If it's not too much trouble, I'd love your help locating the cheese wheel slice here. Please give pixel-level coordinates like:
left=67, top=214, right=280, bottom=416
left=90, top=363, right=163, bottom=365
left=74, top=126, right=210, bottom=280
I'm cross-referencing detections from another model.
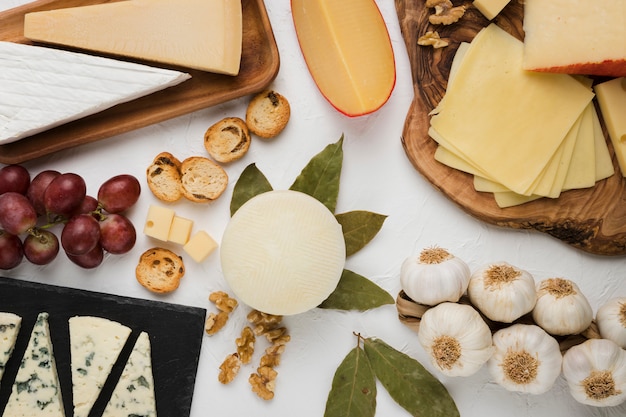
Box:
left=221, top=190, right=345, bottom=315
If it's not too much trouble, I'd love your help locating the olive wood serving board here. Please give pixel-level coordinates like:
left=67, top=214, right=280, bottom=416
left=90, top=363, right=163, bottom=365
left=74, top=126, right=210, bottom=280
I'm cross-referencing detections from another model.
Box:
left=394, top=0, right=626, bottom=256
left=0, top=0, right=280, bottom=164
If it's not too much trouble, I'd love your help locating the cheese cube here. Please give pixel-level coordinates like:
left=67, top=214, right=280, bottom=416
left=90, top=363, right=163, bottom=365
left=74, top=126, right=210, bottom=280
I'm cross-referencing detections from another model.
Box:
left=168, top=216, right=194, bottom=245
left=473, top=0, right=511, bottom=20
left=143, top=205, right=175, bottom=241
left=594, top=78, right=626, bottom=176
left=183, top=230, right=218, bottom=263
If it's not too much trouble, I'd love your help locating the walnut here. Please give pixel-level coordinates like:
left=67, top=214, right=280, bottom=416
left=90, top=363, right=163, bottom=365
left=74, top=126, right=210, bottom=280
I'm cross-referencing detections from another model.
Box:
left=209, top=291, right=238, bottom=313
left=428, top=1, right=466, bottom=25
left=260, top=343, right=287, bottom=368
left=418, top=31, right=449, bottom=49
left=247, top=310, right=283, bottom=335
left=249, top=366, right=278, bottom=400
left=218, top=353, right=241, bottom=384
left=236, top=326, right=256, bottom=364
left=205, top=311, right=229, bottom=335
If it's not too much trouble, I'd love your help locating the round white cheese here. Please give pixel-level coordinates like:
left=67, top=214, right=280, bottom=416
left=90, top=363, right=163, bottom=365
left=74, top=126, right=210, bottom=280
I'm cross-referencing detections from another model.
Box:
left=220, top=190, right=346, bottom=315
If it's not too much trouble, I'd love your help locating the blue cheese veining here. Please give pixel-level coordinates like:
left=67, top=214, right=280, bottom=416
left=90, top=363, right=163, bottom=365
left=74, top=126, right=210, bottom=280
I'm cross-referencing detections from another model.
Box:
left=101, top=331, right=156, bottom=417
left=69, top=316, right=132, bottom=417
left=0, top=312, right=22, bottom=385
left=2, top=312, right=65, bottom=417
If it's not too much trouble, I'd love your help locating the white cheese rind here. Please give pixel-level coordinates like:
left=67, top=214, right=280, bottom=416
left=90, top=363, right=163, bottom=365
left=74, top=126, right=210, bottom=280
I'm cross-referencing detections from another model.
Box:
left=0, top=312, right=22, bottom=385
left=221, top=190, right=346, bottom=315
left=69, top=316, right=132, bottom=417
left=101, top=332, right=156, bottom=417
left=0, top=41, right=190, bottom=145
left=2, top=312, right=65, bottom=417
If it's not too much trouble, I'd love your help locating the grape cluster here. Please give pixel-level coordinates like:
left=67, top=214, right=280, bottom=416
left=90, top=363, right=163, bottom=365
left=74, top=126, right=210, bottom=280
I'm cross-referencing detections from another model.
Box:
left=0, top=164, right=140, bottom=270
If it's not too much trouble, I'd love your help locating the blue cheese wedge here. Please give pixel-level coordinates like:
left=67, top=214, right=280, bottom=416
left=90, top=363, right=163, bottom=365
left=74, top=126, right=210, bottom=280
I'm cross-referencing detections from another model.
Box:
left=2, top=312, right=65, bottom=417
left=69, top=316, right=132, bottom=417
left=101, top=332, right=156, bottom=417
left=0, top=41, right=190, bottom=145
left=0, top=312, right=22, bottom=385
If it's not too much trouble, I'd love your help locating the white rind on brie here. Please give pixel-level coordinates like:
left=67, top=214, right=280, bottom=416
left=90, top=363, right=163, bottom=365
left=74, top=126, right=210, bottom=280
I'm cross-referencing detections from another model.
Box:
left=0, top=41, right=190, bottom=145
left=0, top=312, right=22, bottom=385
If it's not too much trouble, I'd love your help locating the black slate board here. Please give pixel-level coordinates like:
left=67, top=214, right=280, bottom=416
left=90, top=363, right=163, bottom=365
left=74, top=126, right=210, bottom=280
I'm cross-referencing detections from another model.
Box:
left=0, top=276, right=206, bottom=417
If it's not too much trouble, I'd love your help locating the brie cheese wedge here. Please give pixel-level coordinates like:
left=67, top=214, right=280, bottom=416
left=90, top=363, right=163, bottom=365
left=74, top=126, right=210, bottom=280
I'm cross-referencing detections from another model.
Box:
left=0, top=41, right=190, bottom=145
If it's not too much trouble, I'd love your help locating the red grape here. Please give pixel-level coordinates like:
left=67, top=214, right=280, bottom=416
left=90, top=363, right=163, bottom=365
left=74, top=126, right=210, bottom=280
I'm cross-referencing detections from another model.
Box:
left=0, top=231, right=23, bottom=270
left=27, top=170, right=61, bottom=215
left=61, top=214, right=101, bottom=256
left=0, top=164, right=30, bottom=195
left=44, top=173, right=87, bottom=217
left=72, top=195, right=99, bottom=217
left=99, top=213, right=136, bottom=254
left=23, top=229, right=59, bottom=265
left=67, top=243, right=104, bottom=269
left=0, top=192, right=37, bottom=235
left=97, top=174, right=141, bottom=213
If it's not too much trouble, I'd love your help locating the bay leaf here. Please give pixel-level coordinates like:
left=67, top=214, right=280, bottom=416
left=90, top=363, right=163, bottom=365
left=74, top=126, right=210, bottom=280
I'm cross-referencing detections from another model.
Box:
left=230, top=163, right=273, bottom=216
left=319, top=269, right=394, bottom=311
left=324, top=345, right=377, bottom=417
left=336, top=211, right=387, bottom=256
left=290, top=136, right=343, bottom=213
left=363, top=338, right=460, bottom=417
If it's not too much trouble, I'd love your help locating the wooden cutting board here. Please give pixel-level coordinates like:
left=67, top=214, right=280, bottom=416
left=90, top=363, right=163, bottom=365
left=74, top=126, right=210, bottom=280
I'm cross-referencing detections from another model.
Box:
left=394, top=0, right=626, bottom=256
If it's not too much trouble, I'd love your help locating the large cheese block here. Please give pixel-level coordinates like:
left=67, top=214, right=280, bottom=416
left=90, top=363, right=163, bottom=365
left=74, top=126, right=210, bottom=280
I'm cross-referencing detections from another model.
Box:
left=24, top=0, right=242, bottom=75
left=69, top=316, right=132, bottom=417
left=0, top=312, right=21, bottom=384
left=221, top=190, right=346, bottom=315
left=2, top=312, right=65, bottom=417
left=594, top=77, right=626, bottom=176
left=523, top=0, right=626, bottom=76
left=101, top=332, right=156, bottom=417
left=0, top=41, right=190, bottom=145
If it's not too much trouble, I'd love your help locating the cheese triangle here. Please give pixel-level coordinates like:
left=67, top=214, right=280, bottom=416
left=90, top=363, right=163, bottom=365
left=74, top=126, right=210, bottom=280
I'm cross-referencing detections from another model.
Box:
left=0, top=312, right=21, bottom=386
left=24, top=0, right=242, bottom=75
left=102, top=332, right=156, bottom=417
left=69, top=316, right=132, bottom=417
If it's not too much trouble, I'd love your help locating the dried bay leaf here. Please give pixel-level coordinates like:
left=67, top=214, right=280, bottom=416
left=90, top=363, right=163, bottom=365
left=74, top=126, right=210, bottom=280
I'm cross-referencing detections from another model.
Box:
left=230, top=163, right=273, bottom=216
left=290, top=136, right=343, bottom=213
left=324, top=345, right=377, bottom=417
left=336, top=211, right=387, bottom=256
left=319, top=269, right=394, bottom=311
left=363, top=338, right=460, bottom=417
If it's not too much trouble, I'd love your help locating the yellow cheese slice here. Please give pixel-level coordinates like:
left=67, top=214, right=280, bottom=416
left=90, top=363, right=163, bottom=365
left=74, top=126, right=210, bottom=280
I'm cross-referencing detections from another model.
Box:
left=143, top=205, right=175, bottom=241
left=594, top=77, right=626, bottom=176
left=220, top=190, right=345, bottom=315
left=563, top=104, right=596, bottom=190
left=591, top=104, right=615, bottom=181
left=183, top=230, right=218, bottom=263
left=24, top=0, right=242, bottom=75
left=167, top=216, right=194, bottom=245
left=473, top=0, right=511, bottom=20
left=430, top=24, right=594, bottom=195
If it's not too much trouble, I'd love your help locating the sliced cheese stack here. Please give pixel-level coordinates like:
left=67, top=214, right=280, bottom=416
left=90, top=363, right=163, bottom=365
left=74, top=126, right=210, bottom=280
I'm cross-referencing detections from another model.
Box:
left=430, top=24, right=614, bottom=208
left=221, top=190, right=346, bottom=315
left=523, top=0, right=626, bottom=77
left=595, top=78, right=626, bottom=176
left=24, top=0, right=242, bottom=75
left=0, top=312, right=21, bottom=384
left=0, top=41, right=190, bottom=144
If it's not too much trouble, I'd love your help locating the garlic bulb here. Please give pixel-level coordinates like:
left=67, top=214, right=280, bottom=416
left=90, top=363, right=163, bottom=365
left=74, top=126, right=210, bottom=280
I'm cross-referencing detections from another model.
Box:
left=596, top=297, right=626, bottom=348
left=488, top=323, right=562, bottom=395
left=418, top=302, right=494, bottom=377
left=400, top=247, right=470, bottom=306
left=562, top=338, right=626, bottom=407
left=467, top=262, right=536, bottom=323
left=532, top=277, right=593, bottom=336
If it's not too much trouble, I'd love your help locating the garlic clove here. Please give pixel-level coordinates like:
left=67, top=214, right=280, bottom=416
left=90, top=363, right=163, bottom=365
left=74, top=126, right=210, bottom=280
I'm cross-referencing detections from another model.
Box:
left=417, top=302, right=494, bottom=377
left=488, top=323, right=562, bottom=395
left=467, top=262, right=536, bottom=323
left=562, top=338, right=626, bottom=407
left=400, top=247, right=470, bottom=306
left=532, top=277, right=593, bottom=336
left=596, top=297, right=626, bottom=348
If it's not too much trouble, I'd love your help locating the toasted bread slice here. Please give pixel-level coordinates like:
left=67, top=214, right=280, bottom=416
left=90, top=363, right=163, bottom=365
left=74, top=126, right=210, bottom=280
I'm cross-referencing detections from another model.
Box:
left=146, top=152, right=183, bottom=202
left=204, top=117, right=251, bottom=163
left=246, top=90, right=290, bottom=138
left=180, top=156, right=228, bottom=202
left=136, top=247, right=185, bottom=293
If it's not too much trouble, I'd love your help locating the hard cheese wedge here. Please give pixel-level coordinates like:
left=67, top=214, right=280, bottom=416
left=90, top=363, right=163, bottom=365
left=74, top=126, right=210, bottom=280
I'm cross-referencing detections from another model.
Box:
left=429, top=24, right=594, bottom=196
left=24, top=0, right=242, bottom=75
left=0, top=41, right=190, bottom=145
left=291, top=0, right=395, bottom=116
left=102, top=332, right=156, bottom=417
left=69, top=316, right=132, bottom=417
left=221, top=190, right=346, bottom=315
left=0, top=312, right=21, bottom=385
left=2, top=312, right=64, bottom=417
